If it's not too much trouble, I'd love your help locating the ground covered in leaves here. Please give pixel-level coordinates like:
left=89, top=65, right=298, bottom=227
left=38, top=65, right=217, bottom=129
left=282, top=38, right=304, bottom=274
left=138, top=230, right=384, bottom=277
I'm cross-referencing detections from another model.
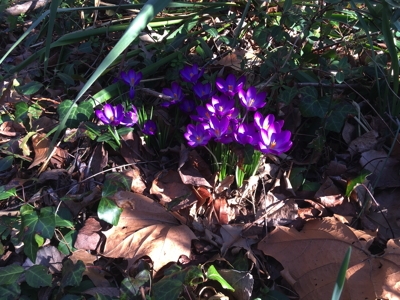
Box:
left=1, top=0, right=400, bottom=299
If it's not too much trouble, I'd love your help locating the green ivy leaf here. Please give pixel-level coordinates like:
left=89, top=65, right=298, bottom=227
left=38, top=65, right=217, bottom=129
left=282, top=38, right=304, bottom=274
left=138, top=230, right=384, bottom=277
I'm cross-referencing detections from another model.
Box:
left=57, top=100, right=93, bottom=128
left=60, top=259, right=85, bottom=289
left=25, top=265, right=52, bottom=288
left=57, top=72, right=75, bottom=86
left=57, top=229, right=77, bottom=255
left=98, top=197, right=123, bottom=226
left=298, top=87, right=330, bottom=117
left=0, top=186, right=17, bottom=200
left=55, top=207, right=74, bottom=228
left=0, top=282, right=21, bottom=299
left=345, top=170, right=371, bottom=197
left=277, top=86, right=298, bottom=105
left=325, top=102, right=357, bottom=133
left=15, top=81, right=43, bottom=95
left=14, top=102, right=29, bottom=123
left=103, top=173, right=131, bottom=196
left=206, top=265, right=235, bottom=291
left=23, top=233, right=39, bottom=262
left=120, top=270, right=151, bottom=297
left=20, top=206, right=55, bottom=261
left=0, top=265, right=24, bottom=285
left=27, top=103, right=43, bottom=119
left=254, top=24, right=267, bottom=48
left=152, top=278, right=183, bottom=299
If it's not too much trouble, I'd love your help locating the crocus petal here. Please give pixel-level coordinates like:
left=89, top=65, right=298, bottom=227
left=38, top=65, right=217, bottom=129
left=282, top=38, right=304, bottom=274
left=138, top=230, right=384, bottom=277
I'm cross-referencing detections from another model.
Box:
left=95, top=109, right=110, bottom=124
left=103, top=104, right=114, bottom=120
left=129, top=87, right=136, bottom=99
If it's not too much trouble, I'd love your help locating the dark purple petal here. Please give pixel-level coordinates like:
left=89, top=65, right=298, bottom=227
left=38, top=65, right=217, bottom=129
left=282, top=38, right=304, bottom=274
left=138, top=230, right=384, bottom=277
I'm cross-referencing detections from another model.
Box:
left=143, top=120, right=157, bottom=135
left=193, top=82, right=213, bottom=100
left=180, top=64, right=203, bottom=84
left=216, top=74, right=246, bottom=97
left=191, top=106, right=212, bottom=122
left=179, top=99, right=196, bottom=113
left=129, top=87, right=136, bottom=99
left=239, top=87, right=267, bottom=111
left=120, top=106, right=138, bottom=126
left=163, top=82, right=184, bottom=104
left=184, top=123, right=211, bottom=147
left=95, top=109, right=110, bottom=125
left=95, top=103, right=125, bottom=126
left=235, top=123, right=259, bottom=146
left=209, top=116, right=229, bottom=139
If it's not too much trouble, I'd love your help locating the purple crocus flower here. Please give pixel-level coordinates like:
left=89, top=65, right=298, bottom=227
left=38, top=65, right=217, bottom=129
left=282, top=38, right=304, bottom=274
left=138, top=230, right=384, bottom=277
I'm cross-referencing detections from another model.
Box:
left=120, top=70, right=143, bottom=99
left=216, top=74, right=246, bottom=97
left=120, top=105, right=139, bottom=127
left=235, top=122, right=259, bottom=146
left=180, top=64, right=204, bottom=84
left=208, top=116, right=230, bottom=142
left=143, top=120, right=157, bottom=135
left=206, top=94, right=239, bottom=118
left=238, top=87, right=267, bottom=111
left=179, top=98, right=196, bottom=113
left=193, top=82, right=214, bottom=100
left=191, top=105, right=212, bottom=123
left=162, top=82, right=184, bottom=106
left=254, top=112, right=275, bottom=130
left=184, top=123, right=211, bottom=147
left=258, top=122, right=292, bottom=155
left=95, top=103, right=124, bottom=126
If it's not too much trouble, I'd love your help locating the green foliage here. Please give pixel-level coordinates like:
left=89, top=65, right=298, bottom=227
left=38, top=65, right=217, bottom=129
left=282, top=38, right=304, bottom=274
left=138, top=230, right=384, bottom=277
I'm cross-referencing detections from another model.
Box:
left=0, top=265, right=24, bottom=285
left=331, top=247, right=352, bottom=300
left=152, top=265, right=204, bottom=299
left=57, top=100, right=93, bottom=128
left=206, top=265, right=235, bottom=291
left=14, top=81, right=43, bottom=95
left=345, top=170, right=371, bottom=197
left=97, top=173, right=130, bottom=225
left=60, top=259, right=85, bottom=289
left=25, top=265, right=52, bottom=288
left=20, top=205, right=56, bottom=261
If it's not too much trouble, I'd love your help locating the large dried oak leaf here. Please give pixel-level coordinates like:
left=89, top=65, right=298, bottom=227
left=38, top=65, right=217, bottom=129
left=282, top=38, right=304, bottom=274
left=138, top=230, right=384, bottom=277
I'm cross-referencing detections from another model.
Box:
left=258, top=217, right=400, bottom=300
left=102, top=191, right=196, bottom=272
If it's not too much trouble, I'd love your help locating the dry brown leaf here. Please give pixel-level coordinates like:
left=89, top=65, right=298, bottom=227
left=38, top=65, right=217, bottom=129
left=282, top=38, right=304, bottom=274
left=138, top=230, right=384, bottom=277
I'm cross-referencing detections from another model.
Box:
left=256, top=192, right=298, bottom=226
left=28, top=133, right=67, bottom=169
left=34, top=246, right=66, bottom=274
left=28, top=133, right=50, bottom=169
left=257, top=217, right=400, bottom=299
left=360, top=149, right=400, bottom=188
left=220, top=224, right=257, bottom=256
left=368, top=188, right=400, bottom=240
left=102, top=191, right=196, bottom=272
left=74, top=218, right=101, bottom=251
left=0, top=121, right=25, bottom=137
left=150, top=170, right=197, bottom=210
left=348, top=130, right=379, bottom=156
left=178, top=149, right=213, bottom=188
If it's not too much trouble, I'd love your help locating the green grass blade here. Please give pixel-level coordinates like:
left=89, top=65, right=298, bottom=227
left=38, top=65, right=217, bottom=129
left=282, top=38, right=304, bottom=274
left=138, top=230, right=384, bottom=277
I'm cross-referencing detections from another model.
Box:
left=0, top=11, right=49, bottom=65
left=331, top=246, right=352, bottom=300
left=50, top=0, right=172, bottom=153
left=73, top=0, right=172, bottom=103
left=44, top=0, right=62, bottom=74
left=381, top=2, right=399, bottom=114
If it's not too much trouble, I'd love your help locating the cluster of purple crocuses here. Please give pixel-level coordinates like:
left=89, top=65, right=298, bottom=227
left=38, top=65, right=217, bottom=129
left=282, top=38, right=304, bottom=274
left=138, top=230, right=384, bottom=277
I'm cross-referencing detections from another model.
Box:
left=95, top=65, right=292, bottom=156
left=95, top=70, right=156, bottom=136
left=170, top=64, right=293, bottom=156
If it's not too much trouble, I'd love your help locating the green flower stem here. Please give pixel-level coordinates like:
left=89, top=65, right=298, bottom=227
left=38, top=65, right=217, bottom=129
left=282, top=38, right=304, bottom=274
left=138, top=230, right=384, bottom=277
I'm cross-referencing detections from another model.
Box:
left=204, top=145, right=220, bottom=174
left=108, top=126, right=121, bottom=147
